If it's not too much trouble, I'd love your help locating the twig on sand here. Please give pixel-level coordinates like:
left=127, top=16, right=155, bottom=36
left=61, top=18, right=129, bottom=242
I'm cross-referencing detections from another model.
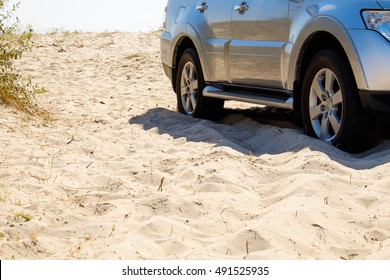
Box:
left=312, top=223, right=327, bottom=239
left=67, top=136, right=75, bottom=144
left=311, top=223, right=325, bottom=230
left=158, top=177, right=165, bottom=192
left=109, top=224, right=116, bottom=237
left=94, top=196, right=102, bottom=215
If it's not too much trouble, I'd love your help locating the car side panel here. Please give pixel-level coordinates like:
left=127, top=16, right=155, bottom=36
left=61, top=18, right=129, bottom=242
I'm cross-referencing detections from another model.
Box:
left=228, top=0, right=290, bottom=88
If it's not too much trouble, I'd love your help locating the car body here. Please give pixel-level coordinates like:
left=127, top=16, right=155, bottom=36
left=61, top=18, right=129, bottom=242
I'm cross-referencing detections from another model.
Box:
left=160, top=0, right=390, bottom=152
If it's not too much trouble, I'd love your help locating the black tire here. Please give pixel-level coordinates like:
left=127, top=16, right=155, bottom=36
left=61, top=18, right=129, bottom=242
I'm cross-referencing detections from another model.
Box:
left=175, top=48, right=224, bottom=120
left=301, top=49, right=379, bottom=153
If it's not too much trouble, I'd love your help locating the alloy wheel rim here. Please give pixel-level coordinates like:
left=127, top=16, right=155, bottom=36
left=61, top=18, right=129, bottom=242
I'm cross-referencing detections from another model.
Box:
left=309, top=68, right=343, bottom=142
left=180, top=61, right=199, bottom=115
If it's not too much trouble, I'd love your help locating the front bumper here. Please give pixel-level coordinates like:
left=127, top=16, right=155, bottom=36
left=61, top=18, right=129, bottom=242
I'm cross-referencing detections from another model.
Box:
left=349, top=30, right=390, bottom=115
left=349, top=29, right=390, bottom=91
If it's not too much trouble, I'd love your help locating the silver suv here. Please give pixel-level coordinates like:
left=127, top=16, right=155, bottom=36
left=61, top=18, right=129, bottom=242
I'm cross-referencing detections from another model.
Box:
left=160, top=0, right=390, bottom=152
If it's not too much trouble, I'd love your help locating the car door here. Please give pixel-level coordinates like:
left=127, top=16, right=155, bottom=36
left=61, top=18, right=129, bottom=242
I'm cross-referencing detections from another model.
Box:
left=228, top=0, right=290, bottom=88
left=189, top=0, right=235, bottom=82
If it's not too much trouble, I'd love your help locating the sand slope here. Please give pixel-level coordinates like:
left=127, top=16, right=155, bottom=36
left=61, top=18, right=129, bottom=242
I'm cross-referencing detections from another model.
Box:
left=0, top=32, right=389, bottom=260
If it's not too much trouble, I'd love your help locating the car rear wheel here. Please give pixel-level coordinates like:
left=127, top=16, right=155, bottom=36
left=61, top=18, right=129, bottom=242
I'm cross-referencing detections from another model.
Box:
left=176, top=48, right=224, bottom=119
left=302, top=49, right=378, bottom=153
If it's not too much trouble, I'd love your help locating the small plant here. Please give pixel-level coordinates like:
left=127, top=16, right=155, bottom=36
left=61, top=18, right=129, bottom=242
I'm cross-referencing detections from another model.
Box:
left=0, top=0, right=46, bottom=114
left=13, top=197, right=21, bottom=206
left=15, top=212, right=32, bottom=222
left=109, top=224, right=116, bottom=237
left=0, top=184, right=10, bottom=203
left=74, top=39, right=84, bottom=48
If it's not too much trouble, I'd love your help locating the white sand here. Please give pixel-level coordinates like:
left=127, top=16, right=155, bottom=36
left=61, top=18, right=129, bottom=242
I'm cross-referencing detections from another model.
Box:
left=0, top=32, right=389, bottom=260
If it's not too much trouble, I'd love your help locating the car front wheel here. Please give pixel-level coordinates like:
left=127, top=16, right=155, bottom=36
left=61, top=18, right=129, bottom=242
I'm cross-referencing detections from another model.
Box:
left=302, top=49, right=378, bottom=153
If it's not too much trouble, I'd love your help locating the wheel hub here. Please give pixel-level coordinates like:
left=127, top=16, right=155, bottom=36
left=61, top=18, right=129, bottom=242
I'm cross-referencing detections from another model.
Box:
left=180, top=61, right=199, bottom=115
left=324, top=95, right=333, bottom=113
left=308, top=68, right=343, bottom=142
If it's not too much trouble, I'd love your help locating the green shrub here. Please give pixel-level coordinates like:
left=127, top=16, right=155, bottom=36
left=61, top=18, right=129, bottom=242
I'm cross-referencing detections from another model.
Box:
left=0, top=0, right=45, bottom=114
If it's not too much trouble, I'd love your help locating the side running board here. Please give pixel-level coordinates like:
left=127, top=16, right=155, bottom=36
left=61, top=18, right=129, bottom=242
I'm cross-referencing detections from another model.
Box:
left=203, top=86, right=294, bottom=110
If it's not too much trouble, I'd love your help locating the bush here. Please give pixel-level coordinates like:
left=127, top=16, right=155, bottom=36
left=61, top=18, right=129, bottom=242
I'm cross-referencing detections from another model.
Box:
left=0, top=0, right=45, bottom=114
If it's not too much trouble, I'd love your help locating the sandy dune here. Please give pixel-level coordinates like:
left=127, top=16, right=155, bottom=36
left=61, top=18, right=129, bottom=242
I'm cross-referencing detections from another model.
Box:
left=0, top=31, right=389, bottom=260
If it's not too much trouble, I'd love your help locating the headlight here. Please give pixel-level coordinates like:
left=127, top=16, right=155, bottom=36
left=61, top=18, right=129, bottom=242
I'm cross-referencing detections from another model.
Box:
left=362, top=10, right=390, bottom=41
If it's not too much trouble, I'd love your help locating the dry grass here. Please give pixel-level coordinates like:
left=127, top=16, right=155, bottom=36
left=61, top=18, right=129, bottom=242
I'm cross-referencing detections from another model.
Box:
left=124, top=52, right=148, bottom=60
left=0, top=91, right=48, bottom=118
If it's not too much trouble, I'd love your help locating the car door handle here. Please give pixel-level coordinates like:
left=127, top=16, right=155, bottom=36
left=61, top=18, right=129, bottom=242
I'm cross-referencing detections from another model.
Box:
left=196, top=2, right=208, bottom=13
left=234, top=2, right=249, bottom=14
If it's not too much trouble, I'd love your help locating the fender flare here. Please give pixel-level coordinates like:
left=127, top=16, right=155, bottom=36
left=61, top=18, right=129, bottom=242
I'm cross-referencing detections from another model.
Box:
left=287, top=16, right=367, bottom=91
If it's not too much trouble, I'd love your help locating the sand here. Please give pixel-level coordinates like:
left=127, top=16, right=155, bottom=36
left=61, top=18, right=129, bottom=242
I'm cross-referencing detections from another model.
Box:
left=0, top=31, right=389, bottom=260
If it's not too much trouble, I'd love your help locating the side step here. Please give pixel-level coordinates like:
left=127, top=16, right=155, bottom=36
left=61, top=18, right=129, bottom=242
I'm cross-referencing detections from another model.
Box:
left=203, top=86, right=294, bottom=110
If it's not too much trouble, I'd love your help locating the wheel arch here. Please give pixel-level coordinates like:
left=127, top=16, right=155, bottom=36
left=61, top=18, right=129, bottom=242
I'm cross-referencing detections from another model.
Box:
left=289, top=17, right=368, bottom=112
left=171, top=24, right=209, bottom=93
